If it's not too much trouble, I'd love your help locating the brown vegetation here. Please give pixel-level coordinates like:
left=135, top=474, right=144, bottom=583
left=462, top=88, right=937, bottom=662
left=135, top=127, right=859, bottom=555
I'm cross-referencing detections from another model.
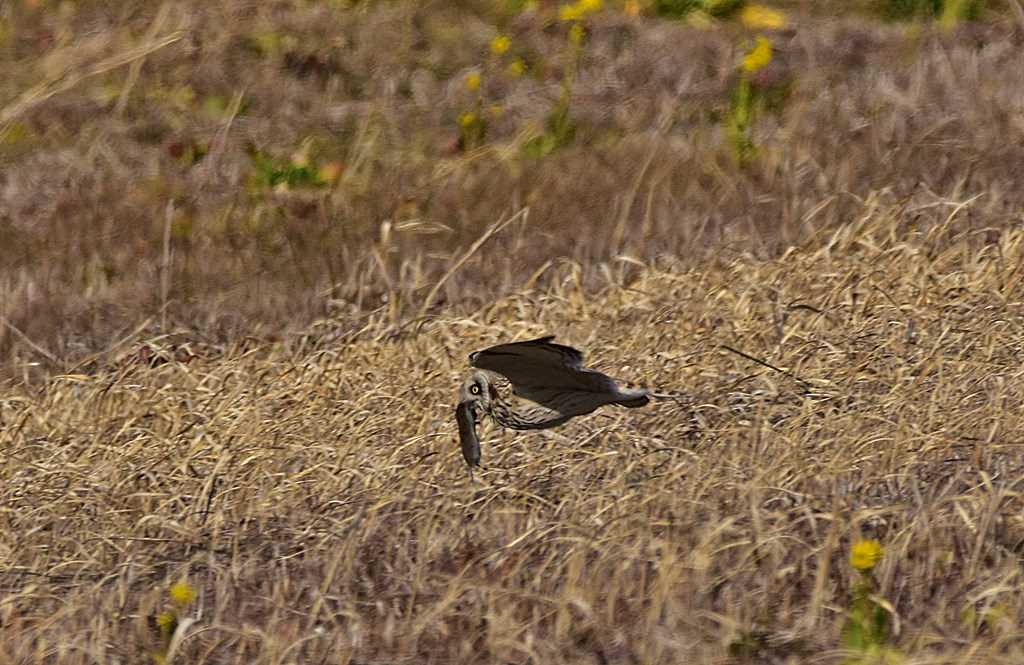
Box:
left=2, top=1, right=1024, bottom=663
left=2, top=1, right=1023, bottom=378
left=4, top=204, right=1024, bottom=663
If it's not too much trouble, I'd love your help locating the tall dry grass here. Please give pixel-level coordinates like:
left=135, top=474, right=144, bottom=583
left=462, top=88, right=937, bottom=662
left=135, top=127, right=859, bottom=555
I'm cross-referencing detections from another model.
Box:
left=2, top=198, right=1024, bottom=663
left=2, top=1, right=1024, bottom=381
left=4, top=2, right=1024, bottom=662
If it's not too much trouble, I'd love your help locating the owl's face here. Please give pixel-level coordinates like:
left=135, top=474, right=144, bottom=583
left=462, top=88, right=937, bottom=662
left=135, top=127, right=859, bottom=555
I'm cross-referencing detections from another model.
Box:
left=457, top=370, right=499, bottom=411
left=456, top=370, right=497, bottom=468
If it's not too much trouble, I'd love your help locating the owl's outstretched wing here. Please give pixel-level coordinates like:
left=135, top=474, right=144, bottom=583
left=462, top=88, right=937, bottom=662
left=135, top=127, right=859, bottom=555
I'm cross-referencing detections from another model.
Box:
left=469, top=335, right=620, bottom=401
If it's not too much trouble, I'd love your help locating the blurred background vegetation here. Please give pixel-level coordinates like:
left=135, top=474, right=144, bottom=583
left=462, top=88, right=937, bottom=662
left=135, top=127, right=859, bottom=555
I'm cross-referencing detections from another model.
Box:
left=0, top=0, right=1020, bottom=381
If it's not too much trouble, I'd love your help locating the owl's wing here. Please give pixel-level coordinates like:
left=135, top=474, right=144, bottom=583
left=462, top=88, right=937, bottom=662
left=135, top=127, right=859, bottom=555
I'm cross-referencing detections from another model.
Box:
left=469, top=336, right=618, bottom=400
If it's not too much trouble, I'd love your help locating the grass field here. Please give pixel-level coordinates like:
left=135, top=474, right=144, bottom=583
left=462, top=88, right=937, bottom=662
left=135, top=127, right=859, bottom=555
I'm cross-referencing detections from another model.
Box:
left=3, top=1, right=1024, bottom=663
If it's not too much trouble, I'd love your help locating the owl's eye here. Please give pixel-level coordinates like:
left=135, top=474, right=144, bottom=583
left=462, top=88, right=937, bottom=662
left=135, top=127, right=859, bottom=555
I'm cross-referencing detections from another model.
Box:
left=470, top=384, right=481, bottom=395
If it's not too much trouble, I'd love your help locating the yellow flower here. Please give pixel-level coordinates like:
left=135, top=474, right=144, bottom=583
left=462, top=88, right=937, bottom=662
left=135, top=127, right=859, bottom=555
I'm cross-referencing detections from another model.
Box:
left=624, top=0, right=641, bottom=16
left=156, top=611, right=177, bottom=632
left=465, top=71, right=482, bottom=92
left=741, top=35, right=773, bottom=73
left=739, top=4, right=787, bottom=30
left=559, top=3, right=585, bottom=21
left=850, top=539, right=884, bottom=573
left=560, top=0, right=602, bottom=19
left=490, top=34, right=511, bottom=55
left=568, top=22, right=586, bottom=45
left=169, top=580, right=196, bottom=605
left=507, top=58, right=526, bottom=77
left=458, top=111, right=478, bottom=128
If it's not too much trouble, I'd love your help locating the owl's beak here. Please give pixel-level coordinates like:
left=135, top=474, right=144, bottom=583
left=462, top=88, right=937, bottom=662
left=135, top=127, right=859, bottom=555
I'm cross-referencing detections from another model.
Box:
left=455, top=399, right=481, bottom=468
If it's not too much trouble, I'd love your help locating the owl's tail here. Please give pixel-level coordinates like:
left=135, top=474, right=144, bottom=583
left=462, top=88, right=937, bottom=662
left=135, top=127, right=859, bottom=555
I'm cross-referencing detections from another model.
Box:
left=614, top=388, right=652, bottom=409
left=614, top=381, right=690, bottom=407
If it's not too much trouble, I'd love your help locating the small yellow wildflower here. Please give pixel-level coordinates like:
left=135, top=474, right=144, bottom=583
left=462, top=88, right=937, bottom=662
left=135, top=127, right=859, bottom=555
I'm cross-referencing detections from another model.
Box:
left=507, top=58, right=526, bottom=77
left=940, top=0, right=973, bottom=29
left=559, top=3, right=585, bottom=21
left=490, top=34, right=511, bottom=55
left=458, top=111, right=478, bottom=128
left=741, top=36, right=773, bottom=74
left=624, top=0, right=641, bottom=16
left=739, top=4, right=787, bottom=30
left=156, top=611, right=176, bottom=630
left=465, top=71, right=482, bottom=92
left=568, top=22, right=586, bottom=46
left=169, top=580, right=197, bottom=606
left=559, top=0, right=602, bottom=20
left=850, top=539, right=884, bottom=573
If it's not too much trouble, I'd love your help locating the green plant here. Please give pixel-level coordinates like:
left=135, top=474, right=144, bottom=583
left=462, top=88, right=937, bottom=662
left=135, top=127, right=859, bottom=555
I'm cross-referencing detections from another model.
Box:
left=455, top=70, right=489, bottom=150
left=457, top=108, right=488, bottom=150
left=152, top=580, right=197, bottom=664
left=877, top=0, right=983, bottom=20
left=653, top=0, right=744, bottom=18
left=519, top=2, right=600, bottom=157
left=725, top=35, right=771, bottom=166
left=522, top=95, right=577, bottom=157
left=247, top=143, right=330, bottom=191
left=841, top=540, right=903, bottom=665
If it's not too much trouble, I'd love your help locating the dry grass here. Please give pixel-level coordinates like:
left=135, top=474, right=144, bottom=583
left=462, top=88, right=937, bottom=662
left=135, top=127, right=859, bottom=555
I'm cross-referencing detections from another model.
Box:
left=2, top=1, right=1024, bottom=379
left=3, top=2, right=1024, bottom=663
left=3, top=200, right=1024, bottom=663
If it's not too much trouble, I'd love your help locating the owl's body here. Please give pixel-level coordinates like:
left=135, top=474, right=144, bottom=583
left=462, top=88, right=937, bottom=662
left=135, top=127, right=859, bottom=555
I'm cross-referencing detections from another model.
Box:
left=455, top=336, right=652, bottom=467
